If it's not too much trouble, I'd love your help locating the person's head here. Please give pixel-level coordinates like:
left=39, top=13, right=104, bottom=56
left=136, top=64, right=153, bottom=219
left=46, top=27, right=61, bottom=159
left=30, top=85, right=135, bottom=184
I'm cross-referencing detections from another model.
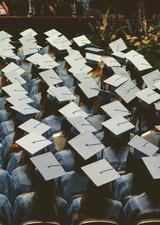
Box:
left=30, top=169, right=58, bottom=221
left=79, top=181, right=110, bottom=219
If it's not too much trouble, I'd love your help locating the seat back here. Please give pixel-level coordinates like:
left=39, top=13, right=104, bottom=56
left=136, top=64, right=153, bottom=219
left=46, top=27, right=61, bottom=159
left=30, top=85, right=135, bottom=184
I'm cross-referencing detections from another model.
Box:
left=136, top=219, right=160, bottom=225
left=79, top=219, right=119, bottom=225
left=21, top=221, right=61, bottom=225
left=136, top=212, right=160, bottom=225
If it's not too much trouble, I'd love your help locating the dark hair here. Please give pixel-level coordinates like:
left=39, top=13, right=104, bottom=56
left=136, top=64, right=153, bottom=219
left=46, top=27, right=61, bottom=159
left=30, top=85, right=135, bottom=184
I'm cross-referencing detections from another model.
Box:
left=30, top=170, right=62, bottom=222
left=77, top=181, right=111, bottom=222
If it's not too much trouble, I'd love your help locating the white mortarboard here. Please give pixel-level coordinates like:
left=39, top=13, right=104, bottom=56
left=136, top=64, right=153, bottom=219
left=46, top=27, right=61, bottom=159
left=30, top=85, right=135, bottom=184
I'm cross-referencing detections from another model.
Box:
left=102, top=115, right=135, bottom=136
left=6, top=96, right=34, bottom=105
left=142, top=156, right=160, bottom=179
left=47, top=85, right=76, bottom=102
left=128, top=135, right=159, bottom=157
left=129, top=57, right=152, bottom=71
left=112, top=67, right=130, bottom=78
left=154, top=101, right=160, bottom=111
left=59, top=101, right=88, bottom=118
left=19, top=118, right=51, bottom=135
left=142, top=70, right=160, bottom=90
left=30, top=152, right=66, bottom=181
left=68, top=131, right=105, bottom=160
left=155, top=125, right=160, bottom=131
left=38, top=54, right=59, bottom=69
left=102, top=56, right=121, bottom=67
left=65, top=51, right=86, bottom=67
left=4, top=72, right=27, bottom=85
left=109, top=38, right=127, bottom=53
left=2, top=84, right=28, bottom=96
left=16, top=132, right=52, bottom=154
left=11, top=104, right=40, bottom=115
left=115, top=80, right=140, bottom=103
left=67, top=116, right=97, bottom=133
left=72, top=73, right=93, bottom=83
left=154, top=80, right=160, bottom=90
left=44, top=29, right=61, bottom=37
left=136, top=88, right=160, bottom=104
left=69, top=64, right=92, bottom=74
left=86, top=53, right=102, bottom=62
left=101, top=100, right=130, bottom=118
left=0, top=31, right=12, bottom=40
left=78, top=79, right=100, bottom=98
left=125, top=50, right=144, bottom=61
left=112, top=51, right=126, bottom=59
left=22, top=44, right=38, bottom=57
left=82, top=159, right=120, bottom=186
left=2, top=62, right=25, bottom=75
left=0, top=50, right=18, bottom=60
left=20, top=28, right=37, bottom=37
left=48, top=35, right=71, bottom=50
left=26, top=53, right=42, bottom=65
left=19, top=34, right=36, bottom=45
left=73, top=35, right=91, bottom=47
left=39, top=69, right=62, bottom=86
left=103, top=74, right=129, bottom=87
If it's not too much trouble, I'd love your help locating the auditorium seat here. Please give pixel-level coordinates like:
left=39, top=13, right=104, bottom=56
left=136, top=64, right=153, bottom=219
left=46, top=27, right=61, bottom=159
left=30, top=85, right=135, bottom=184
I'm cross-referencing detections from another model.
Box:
left=136, top=212, right=160, bottom=225
left=20, top=221, right=61, bottom=225
left=78, top=219, right=120, bottom=225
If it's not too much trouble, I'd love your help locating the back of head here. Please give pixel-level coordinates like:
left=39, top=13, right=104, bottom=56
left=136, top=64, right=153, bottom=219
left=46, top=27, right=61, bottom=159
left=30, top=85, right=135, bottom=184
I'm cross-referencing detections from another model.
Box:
left=30, top=170, right=58, bottom=221
left=79, top=182, right=108, bottom=219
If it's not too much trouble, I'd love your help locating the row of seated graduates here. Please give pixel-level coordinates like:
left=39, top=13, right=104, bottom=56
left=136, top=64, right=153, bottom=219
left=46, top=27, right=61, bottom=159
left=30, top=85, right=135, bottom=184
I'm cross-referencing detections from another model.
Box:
left=0, top=34, right=160, bottom=225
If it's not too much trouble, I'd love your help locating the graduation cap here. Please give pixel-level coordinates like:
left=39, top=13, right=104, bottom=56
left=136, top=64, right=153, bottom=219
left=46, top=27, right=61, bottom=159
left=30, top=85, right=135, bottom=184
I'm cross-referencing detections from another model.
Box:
left=11, top=104, right=40, bottom=115
left=19, top=118, right=51, bottom=135
left=47, top=85, right=76, bottom=102
left=85, top=52, right=102, bottom=63
left=59, top=101, right=88, bottom=118
left=39, top=69, right=62, bottom=86
left=30, top=152, right=66, bottom=181
left=67, top=116, right=97, bottom=134
left=142, top=156, right=160, bottom=179
left=16, top=132, right=52, bottom=155
left=71, top=73, right=93, bottom=83
left=102, top=115, right=135, bottom=136
left=47, top=35, right=71, bottom=51
left=142, top=70, right=160, bottom=90
left=6, top=96, right=34, bottom=106
left=2, top=62, right=25, bottom=75
left=125, top=50, right=144, bottom=61
left=128, top=135, right=159, bottom=157
left=20, top=28, right=37, bottom=37
left=26, top=53, right=42, bottom=65
left=102, top=56, right=121, bottom=67
left=109, top=38, right=127, bottom=53
left=22, top=43, right=38, bottom=57
left=136, top=88, right=160, bottom=105
left=82, top=159, right=120, bottom=187
left=73, top=35, right=91, bottom=47
left=69, top=63, right=93, bottom=74
left=2, top=84, right=28, bottom=97
left=103, top=74, right=129, bottom=88
left=0, top=31, right=12, bottom=40
left=101, top=100, right=130, bottom=118
left=78, top=79, right=100, bottom=98
left=68, top=131, right=105, bottom=160
left=44, top=29, right=61, bottom=38
left=115, top=80, right=140, bottom=103
left=3, top=71, right=26, bottom=85
left=65, top=50, right=86, bottom=67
